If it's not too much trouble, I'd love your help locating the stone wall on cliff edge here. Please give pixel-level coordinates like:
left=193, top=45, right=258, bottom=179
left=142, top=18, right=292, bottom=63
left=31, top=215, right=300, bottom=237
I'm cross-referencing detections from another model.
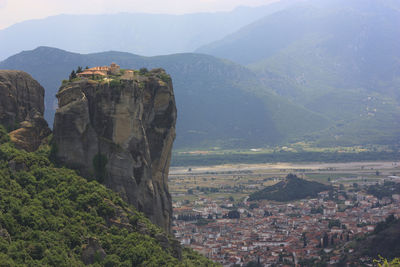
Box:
left=53, top=68, right=177, bottom=233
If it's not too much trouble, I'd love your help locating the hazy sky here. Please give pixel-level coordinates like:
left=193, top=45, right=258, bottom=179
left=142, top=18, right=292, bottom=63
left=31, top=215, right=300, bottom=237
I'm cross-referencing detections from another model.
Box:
left=0, top=0, right=279, bottom=30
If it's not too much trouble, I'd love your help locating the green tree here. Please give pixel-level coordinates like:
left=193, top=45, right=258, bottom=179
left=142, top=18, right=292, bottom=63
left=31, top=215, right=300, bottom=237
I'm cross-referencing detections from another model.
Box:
left=139, top=68, right=149, bottom=75
left=322, top=233, right=329, bottom=248
left=0, top=125, right=9, bottom=144
left=227, top=210, right=240, bottom=219
left=69, top=70, right=77, bottom=81
left=328, top=219, right=341, bottom=229
left=249, top=203, right=258, bottom=210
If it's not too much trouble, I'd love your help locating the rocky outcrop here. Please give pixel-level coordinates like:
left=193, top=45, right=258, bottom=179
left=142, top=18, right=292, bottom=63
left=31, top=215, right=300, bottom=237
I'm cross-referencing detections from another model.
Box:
left=9, top=115, right=51, bottom=151
left=0, top=70, right=50, bottom=151
left=81, top=238, right=107, bottom=265
left=53, top=69, right=177, bottom=233
left=0, top=70, right=44, bottom=127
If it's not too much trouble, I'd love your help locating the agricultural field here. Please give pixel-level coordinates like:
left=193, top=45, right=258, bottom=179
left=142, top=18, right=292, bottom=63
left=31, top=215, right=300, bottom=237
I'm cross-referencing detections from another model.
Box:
left=171, top=144, right=400, bottom=167
left=169, top=160, right=400, bottom=205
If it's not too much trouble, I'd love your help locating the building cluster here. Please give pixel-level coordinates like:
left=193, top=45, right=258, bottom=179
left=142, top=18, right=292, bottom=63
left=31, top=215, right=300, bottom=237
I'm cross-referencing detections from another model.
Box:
left=173, top=189, right=400, bottom=266
left=77, top=63, right=121, bottom=78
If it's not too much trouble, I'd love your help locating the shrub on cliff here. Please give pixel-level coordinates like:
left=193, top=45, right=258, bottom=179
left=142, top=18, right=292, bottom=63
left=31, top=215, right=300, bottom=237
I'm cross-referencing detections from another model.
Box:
left=139, top=68, right=148, bottom=75
left=109, top=79, right=122, bottom=89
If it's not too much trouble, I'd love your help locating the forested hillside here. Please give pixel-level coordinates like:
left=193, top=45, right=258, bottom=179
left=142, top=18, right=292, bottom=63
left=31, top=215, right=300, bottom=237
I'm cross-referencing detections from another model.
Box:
left=249, top=174, right=331, bottom=202
left=0, top=126, right=216, bottom=266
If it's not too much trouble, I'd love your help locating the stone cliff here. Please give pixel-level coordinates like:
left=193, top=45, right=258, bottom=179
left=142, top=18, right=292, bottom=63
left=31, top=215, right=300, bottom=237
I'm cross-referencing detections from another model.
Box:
left=53, top=68, right=177, bottom=232
left=0, top=70, right=50, bottom=151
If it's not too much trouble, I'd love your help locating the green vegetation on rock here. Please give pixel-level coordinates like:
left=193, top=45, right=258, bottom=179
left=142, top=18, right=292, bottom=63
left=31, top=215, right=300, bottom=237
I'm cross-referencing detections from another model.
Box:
left=0, top=126, right=217, bottom=266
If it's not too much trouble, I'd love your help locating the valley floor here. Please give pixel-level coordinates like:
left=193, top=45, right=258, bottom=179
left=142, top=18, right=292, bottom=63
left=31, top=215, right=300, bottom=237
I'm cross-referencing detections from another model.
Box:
left=170, top=160, right=398, bottom=176
left=169, top=160, right=400, bottom=266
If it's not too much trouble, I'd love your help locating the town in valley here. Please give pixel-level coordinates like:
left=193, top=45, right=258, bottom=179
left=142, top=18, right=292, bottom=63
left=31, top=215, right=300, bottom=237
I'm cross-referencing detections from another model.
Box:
left=169, top=161, right=400, bottom=266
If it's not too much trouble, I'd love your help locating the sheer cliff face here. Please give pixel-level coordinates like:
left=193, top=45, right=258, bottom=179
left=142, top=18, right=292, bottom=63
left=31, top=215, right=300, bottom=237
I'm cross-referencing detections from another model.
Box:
left=0, top=70, right=50, bottom=151
left=0, top=70, right=45, bottom=127
left=53, top=69, right=177, bottom=232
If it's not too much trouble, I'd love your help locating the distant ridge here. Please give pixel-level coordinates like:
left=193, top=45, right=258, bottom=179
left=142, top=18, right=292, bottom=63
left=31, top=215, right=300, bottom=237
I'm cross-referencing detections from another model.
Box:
left=0, top=0, right=297, bottom=60
left=0, top=47, right=328, bottom=149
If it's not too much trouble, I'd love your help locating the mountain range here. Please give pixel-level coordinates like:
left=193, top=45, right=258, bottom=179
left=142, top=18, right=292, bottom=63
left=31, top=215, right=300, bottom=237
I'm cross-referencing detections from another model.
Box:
left=0, top=47, right=328, bottom=149
left=197, top=0, right=400, bottom=146
left=1, top=0, right=399, bottom=149
left=0, top=0, right=297, bottom=61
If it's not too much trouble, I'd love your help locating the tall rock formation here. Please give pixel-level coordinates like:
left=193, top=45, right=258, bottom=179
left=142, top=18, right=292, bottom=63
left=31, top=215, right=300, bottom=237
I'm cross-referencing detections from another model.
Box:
left=53, top=68, right=177, bottom=232
left=0, top=70, right=50, bottom=151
